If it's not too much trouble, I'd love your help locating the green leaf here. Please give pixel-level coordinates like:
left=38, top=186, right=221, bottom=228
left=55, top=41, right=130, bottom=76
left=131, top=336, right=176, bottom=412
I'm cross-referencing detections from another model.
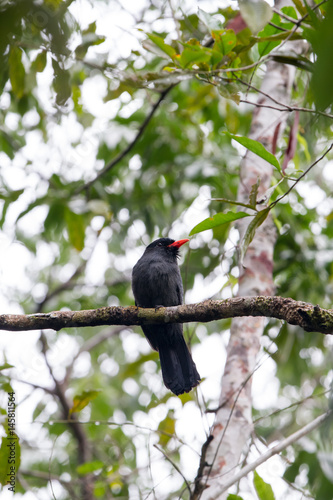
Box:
left=304, top=1, right=321, bottom=28
left=77, top=460, right=104, bottom=475
left=271, top=54, right=313, bottom=72
left=178, top=391, right=195, bottom=405
left=281, top=6, right=298, bottom=20
left=16, top=195, right=48, bottom=224
left=0, top=188, right=24, bottom=203
left=94, top=481, right=107, bottom=498
left=291, top=0, right=307, bottom=17
left=0, top=363, right=14, bottom=371
left=121, top=352, right=158, bottom=379
left=249, top=178, right=260, bottom=208
left=218, top=81, right=241, bottom=103
left=0, top=435, right=21, bottom=487
left=44, top=200, right=66, bottom=234
left=227, top=495, right=245, bottom=500
left=75, top=33, right=106, bottom=59
left=257, top=13, right=284, bottom=56
left=52, top=58, right=71, bottom=106
left=253, top=470, right=276, bottom=500
left=213, top=29, right=237, bottom=56
left=33, top=402, right=47, bottom=421
left=225, top=132, right=281, bottom=173
left=197, top=8, right=224, bottom=31
left=158, top=411, right=176, bottom=446
left=9, top=46, right=25, bottom=98
left=310, top=0, right=333, bottom=109
left=0, top=188, right=24, bottom=228
left=240, top=207, right=270, bottom=264
left=179, top=46, right=211, bottom=69
left=297, top=133, right=311, bottom=161
left=256, top=31, right=302, bottom=43
left=32, top=50, right=47, bottom=73
left=211, top=197, right=256, bottom=210
left=69, top=389, right=101, bottom=416
left=189, top=211, right=250, bottom=236
left=210, top=49, right=224, bottom=68
left=0, top=381, right=14, bottom=394
left=84, top=21, right=98, bottom=34
left=64, top=207, right=85, bottom=251
left=147, top=392, right=174, bottom=410
left=146, top=33, right=177, bottom=59
left=318, top=451, right=333, bottom=482
left=239, top=0, right=273, bottom=34
left=0, top=132, right=15, bottom=160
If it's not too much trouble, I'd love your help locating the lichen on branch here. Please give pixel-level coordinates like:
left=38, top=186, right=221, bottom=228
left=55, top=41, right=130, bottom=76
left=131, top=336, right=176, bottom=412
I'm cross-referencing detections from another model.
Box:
left=0, top=296, right=332, bottom=334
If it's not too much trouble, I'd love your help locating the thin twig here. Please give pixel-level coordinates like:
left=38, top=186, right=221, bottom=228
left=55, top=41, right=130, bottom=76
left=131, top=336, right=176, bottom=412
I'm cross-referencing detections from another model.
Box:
left=272, top=7, right=300, bottom=25
left=270, top=142, right=333, bottom=208
left=205, top=353, right=269, bottom=414
left=9, top=378, right=55, bottom=395
left=73, top=0, right=327, bottom=196
left=20, top=468, right=78, bottom=484
left=77, top=85, right=175, bottom=193
left=154, top=444, right=192, bottom=496
left=39, top=333, right=94, bottom=500
left=253, top=388, right=330, bottom=425
left=269, top=21, right=289, bottom=32
left=235, top=75, right=293, bottom=108
left=233, top=77, right=333, bottom=119
left=270, top=0, right=328, bottom=56
left=239, top=99, right=333, bottom=120
left=289, top=0, right=328, bottom=28
left=240, top=99, right=289, bottom=113
left=192, top=435, right=214, bottom=499
left=49, top=435, right=60, bottom=500
left=44, top=418, right=199, bottom=454
left=36, top=260, right=87, bottom=313
left=216, top=410, right=332, bottom=497
left=76, top=54, right=275, bottom=195
left=195, top=355, right=270, bottom=498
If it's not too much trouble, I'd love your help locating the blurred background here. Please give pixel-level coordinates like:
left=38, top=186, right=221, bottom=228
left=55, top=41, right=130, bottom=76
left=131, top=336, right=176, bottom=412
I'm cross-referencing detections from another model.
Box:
left=0, top=0, right=333, bottom=498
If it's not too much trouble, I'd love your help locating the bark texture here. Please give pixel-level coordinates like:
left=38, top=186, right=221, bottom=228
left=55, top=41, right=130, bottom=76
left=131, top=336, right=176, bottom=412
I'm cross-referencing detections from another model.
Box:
left=0, top=297, right=332, bottom=333
left=197, top=13, right=306, bottom=499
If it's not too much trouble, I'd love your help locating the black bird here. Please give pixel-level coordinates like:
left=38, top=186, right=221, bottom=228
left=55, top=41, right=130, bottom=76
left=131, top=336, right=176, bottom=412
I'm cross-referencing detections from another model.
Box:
left=132, top=237, right=201, bottom=396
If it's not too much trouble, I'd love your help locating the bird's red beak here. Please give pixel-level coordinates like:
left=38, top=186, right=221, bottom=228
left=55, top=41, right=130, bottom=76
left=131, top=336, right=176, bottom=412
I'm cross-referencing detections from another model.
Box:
left=167, top=239, right=189, bottom=249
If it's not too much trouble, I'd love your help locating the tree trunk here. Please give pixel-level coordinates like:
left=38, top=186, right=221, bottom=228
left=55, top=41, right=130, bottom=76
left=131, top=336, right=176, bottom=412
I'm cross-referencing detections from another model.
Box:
left=198, top=8, right=304, bottom=498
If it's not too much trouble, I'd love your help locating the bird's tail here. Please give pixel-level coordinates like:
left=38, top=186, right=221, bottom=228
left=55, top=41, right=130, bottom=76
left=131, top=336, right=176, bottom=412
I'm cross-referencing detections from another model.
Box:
left=153, top=325, right=201, bottom=396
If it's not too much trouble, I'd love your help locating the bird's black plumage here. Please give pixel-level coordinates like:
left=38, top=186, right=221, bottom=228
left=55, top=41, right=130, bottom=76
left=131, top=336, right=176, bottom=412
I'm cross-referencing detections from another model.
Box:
left=132, top=237, right=201, bottom=395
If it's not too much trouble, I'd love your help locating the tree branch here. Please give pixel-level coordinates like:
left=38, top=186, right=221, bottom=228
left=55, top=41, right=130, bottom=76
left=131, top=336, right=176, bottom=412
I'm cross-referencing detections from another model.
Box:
left=39, top=333, right=94, bottom=500
left=154, top=444, right=192, bottom=496
left=0, top=296, right=332, bottom=334
left=214, top=409, right=332, bottom=498
left=270, top=142, right=333, bottom=208
left=77, top=85, right=174, bottom=193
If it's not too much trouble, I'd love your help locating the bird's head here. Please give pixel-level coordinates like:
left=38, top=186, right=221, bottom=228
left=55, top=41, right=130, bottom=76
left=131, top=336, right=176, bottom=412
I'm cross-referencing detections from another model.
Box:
left=146, top=238, right=189, bottom=259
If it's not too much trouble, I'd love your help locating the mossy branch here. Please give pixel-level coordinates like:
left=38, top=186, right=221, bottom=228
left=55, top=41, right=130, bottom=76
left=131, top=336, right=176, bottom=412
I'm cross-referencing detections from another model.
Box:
left=0, top=296, right=332, bottom=334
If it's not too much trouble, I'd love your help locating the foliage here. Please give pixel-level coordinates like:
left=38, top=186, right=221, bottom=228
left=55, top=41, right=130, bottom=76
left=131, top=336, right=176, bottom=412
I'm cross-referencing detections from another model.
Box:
left=0, top=0, right=332, bottom=499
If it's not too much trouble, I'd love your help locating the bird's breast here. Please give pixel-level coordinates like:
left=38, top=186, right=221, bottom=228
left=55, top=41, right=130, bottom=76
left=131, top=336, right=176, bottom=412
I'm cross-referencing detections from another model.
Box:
left=132, top=259, right=182, bottom=308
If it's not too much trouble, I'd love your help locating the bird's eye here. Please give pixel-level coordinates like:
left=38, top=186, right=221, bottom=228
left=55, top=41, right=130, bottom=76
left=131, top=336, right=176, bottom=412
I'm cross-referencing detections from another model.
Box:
left=157, top=242, right=163, bottom=246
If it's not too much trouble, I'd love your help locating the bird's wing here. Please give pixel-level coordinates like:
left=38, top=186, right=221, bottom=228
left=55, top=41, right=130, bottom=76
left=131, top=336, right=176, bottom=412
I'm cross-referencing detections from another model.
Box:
left=176, top=283, right=183, bottom=305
